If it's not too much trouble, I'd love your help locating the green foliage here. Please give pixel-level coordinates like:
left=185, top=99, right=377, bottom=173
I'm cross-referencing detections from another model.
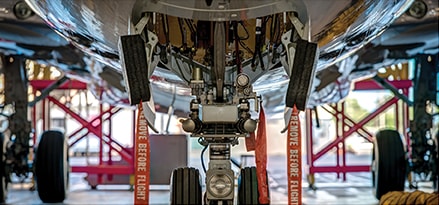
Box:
left=343, top=94, right=396, bottom=130
left=344, top=97, right=369, bottom=122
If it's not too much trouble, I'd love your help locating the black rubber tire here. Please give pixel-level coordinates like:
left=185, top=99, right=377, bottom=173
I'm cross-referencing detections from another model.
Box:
left=0, top=133, right=7, bottom=203
left=372, top=129, right=406, bottom=200
left=35, top=130, right=69, bottom=203
left=119, top=34, right=151, bottom=105
left=285, top=39, right=318, bottom=110
left=170, top=167, right=202, bottom=205
left=238, top=166, right=259, bottom=204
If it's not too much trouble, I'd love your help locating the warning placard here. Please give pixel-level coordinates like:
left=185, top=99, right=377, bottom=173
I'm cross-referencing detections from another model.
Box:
left=287, top=106, right=302, bottom=205
left=134, top=103, right=150, bottom=205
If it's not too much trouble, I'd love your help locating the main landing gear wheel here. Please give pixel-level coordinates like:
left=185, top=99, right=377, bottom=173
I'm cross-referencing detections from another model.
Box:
left=35, top=130, right=69, bottom=203
left=0, top=133, right=7, bottom=203
left=170, top=167, right=202, bottom=205
left=238, top=166, right=269, bottom=205
left=372, top=129, right=406, bottom=200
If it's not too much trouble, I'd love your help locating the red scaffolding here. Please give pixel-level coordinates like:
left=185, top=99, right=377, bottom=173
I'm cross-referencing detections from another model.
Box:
left=30, top=79, right=136, bottom=187
left=305, top=78, right=411, bottom=186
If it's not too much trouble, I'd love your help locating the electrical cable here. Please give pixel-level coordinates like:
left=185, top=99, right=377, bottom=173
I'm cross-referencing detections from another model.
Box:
left=233, top=21, right=242, bottom=73
left=161, top=14, right=170, bottom=44
left=238, top=21, right=250, bottom=40
left=230, top=157, right=241, bottom=168
left=239, top=40, right=254, bottom=55
left=200, top=145, right=208, bottom=173
left=178, top=18, right=187, bottom=47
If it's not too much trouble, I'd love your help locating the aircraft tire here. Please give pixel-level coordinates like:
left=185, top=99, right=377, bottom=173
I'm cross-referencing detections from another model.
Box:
left=238, top=166, right=259, bottom=205
left=372, top=129, right=406, bottom=200
left=170, top=167, right=202, bottom=205
left=0, top=133, right=7, bottom=203
left=35, top=130, right=69, bottom=203
left=379, top=190, right=438, bottom=205
left=119, top=34, right=151, bottom=105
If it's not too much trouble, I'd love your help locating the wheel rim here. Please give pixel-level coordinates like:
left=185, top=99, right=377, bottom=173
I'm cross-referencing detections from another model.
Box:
left=63, top=140, right=69, bottom=193
left=372, top=140, right=379, bottom=196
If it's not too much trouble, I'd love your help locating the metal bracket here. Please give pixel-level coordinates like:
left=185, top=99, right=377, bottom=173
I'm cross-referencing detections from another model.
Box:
left=145, top=30, right=159, bottom=78
left=287, top=12, right=308, bottom=40
left=281, top=12, right=311, bottom=76
left=128, top=13, right=158, bottom=78
left=142, top=101, right=159, bottom=133
left=281, top=30, right=295, bottom=76
left=130, top=14, right=150, bottom=35
left=281, top=13, right=317, bottom=111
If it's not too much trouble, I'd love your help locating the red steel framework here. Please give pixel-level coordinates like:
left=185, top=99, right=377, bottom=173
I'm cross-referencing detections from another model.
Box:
left=29, top=74, right=413, bottom=188
left=305, top=78, right=412, bottom=185
left=30, top=79, right=136, bottom=185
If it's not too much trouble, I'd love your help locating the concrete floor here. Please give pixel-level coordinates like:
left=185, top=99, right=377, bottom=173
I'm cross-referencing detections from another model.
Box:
left=5, top=174, right=435, bottom=205
left=4, top=155, right=435, bottom=204
left=6, top=174, right=380, bottom=205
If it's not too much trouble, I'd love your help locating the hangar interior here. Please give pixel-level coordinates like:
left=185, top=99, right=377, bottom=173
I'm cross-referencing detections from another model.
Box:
left=0, top=0, right=438, bottom=204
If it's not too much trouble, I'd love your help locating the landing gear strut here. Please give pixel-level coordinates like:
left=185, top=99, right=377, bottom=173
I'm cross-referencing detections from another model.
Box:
left=1, top=55, right=70, bottom=203
left=120, top=3, right=317, bottom=202
left=408, top=54, right=438, bottom=192
left=0, top=55, right=32, bottom=203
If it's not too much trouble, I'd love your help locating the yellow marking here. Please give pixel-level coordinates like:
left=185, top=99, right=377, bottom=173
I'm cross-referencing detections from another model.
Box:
left=315, top=0, right=366, bottom=47
left=377, top=63, right=409, bottom=80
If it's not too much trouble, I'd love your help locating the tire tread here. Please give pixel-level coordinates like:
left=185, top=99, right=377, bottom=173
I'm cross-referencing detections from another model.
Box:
left=35, top=130, right=68, bottom=203
left=374, top=129, right=406, bottom=200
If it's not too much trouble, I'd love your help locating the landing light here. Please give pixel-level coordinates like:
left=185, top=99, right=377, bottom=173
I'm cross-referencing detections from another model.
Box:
left=236, top=74, right=250, bottom=88
left=207, top=174, right=233, bottom=198
left=406, top=0, right=428, bottom=19
left=13, top=1, right=34, bottom=20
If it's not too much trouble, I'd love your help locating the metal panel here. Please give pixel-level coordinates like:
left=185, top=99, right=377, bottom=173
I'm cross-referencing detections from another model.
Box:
left=200, top=105, right=238, bottom=123
left=150, top=134, right=187, bottom=185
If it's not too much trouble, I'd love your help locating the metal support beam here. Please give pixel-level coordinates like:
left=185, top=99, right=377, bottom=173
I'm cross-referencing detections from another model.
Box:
left=2, top=55, right=31, bottom=176
left=306, top=78, right=411, bottom=186
left=28, top=76, right=69, bottom=107
left=29, top=80, right=136, bottom=184
left=372, top=75, right=413, bottom=106
left=71, top=165, right=133, bottom=175
left=322, top=105, right=374, bottom=142
left=47, top=96, right=133, bottom=163
left=314, top=97, right=399, bottom=161
left=353, top=79, right=412, bottom=90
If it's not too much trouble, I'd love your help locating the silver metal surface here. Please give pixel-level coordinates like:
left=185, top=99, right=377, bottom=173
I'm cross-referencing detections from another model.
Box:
left=19, top=0, right=416, bottom=114
left=200, top=104, right=238, bottom=123
left=134, top=0, right=307, bottom=22
left=24, top=0, right=412, bottom=71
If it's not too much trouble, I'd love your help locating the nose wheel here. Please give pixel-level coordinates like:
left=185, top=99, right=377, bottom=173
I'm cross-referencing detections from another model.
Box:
left=237, top=167, right=259, bottom=204
left=170, top=167, right=202, bottom=205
